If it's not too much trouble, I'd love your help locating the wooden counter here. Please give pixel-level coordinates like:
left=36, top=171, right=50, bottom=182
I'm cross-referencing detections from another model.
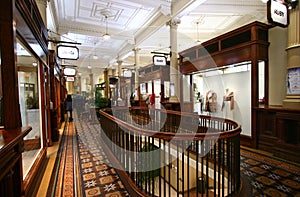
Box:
left=0, top=126, right=32, bottom=197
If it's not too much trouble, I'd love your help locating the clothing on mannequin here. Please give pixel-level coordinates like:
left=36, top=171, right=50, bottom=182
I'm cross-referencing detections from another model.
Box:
left=205, top=90, right=217, bottom=113
left=221, top=89, right=234, bottom=111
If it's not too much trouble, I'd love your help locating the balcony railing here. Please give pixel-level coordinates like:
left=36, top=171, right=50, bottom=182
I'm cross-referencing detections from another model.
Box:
left=99, top=107, right=241, bottom=196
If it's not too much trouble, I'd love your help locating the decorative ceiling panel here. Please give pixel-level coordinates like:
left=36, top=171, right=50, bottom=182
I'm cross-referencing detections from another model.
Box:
left=50, top=0, right=268, bottom=74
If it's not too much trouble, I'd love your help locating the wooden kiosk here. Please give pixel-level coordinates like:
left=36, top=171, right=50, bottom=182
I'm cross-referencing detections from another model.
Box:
left=179, top=21, right=269, bottom=147
left=179, top=21, right=300, bottom=162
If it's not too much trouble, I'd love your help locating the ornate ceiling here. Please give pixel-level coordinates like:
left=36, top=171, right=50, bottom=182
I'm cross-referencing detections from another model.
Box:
left=47, top=0, right=267, bottom=75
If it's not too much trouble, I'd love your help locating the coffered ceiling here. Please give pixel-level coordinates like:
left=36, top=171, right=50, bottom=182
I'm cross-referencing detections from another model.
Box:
left=47, top=0, right=267, bottom=75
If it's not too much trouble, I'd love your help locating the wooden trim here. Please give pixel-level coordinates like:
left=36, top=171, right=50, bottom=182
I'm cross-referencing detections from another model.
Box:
left=100, top=108, right=241, bottom=141
left=22, top=148, right=47, bottom=196
left=0, top=0, right=22, bottom=129
left=240, top=135, right=254, bottom=147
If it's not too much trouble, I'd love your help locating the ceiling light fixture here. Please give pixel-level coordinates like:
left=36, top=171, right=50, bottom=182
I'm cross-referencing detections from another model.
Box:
left=100, top=8, right=112, bottom=40
left=93, top=43, right=98, bottom=59
left=196, top=21, right=201, bottom=43
left=103, top=15, right=110, bottom=40
left=93, top=54, right=98, bottom=59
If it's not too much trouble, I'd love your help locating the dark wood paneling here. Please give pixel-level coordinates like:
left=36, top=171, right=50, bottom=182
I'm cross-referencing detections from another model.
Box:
left=0, top=127, right=32, bottom=197
left=255, top=107, right=300, bottom=162
left=0, top=0, right=22, bottom=129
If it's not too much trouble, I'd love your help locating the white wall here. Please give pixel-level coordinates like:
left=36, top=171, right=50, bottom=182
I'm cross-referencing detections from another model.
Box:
left=201, top=70, right=251, bottom=136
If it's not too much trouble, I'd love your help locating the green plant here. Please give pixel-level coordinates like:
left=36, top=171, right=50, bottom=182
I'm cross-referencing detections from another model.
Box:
left=95, top=97, right=110, bottom=108
left=139, top=144, right=160, bottom=183
left=94, top=88, right=110, bottom=108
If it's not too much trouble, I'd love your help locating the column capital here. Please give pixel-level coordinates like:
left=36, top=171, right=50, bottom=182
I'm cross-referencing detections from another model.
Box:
left=133, top=47, right=141, bottom=52
left=36, top=0, right=48, bottom=7
left=117, top=60, right=123, bottom=65
left=166, top=18, right=181, bottom=28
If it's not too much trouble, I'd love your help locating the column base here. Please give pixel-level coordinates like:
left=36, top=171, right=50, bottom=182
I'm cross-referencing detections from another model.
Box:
left=282, top=97, right=300, bottom=109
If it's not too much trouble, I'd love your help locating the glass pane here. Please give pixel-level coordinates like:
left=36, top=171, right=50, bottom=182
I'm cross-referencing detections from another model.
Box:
left=16, top=39, right=42, bottom=178
left=0, top=44, right=3, bottom=126
left=183, top=75, right=191, bottom=102
left=258, top=61, right=265, bottom=104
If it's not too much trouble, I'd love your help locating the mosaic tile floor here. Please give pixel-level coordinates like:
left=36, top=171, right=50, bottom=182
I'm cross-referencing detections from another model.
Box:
left=240, top=148, right=300, bottom=197
left=75, top=120, right=130, bottom=197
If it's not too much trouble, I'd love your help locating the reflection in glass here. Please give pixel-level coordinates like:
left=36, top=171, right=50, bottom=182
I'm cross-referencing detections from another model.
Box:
left=164, top=81, right=170, bottom=98
left=0, top=45, right=3, bottom=126
left=183, top=75, right=191, bottom=102
left=17, top=39, right=42, bottom=179
left=258, top=61, right=265, bottom=103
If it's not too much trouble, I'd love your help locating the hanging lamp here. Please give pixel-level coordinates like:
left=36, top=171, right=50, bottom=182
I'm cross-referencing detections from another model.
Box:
left=103, top=15, right=110, bottom=40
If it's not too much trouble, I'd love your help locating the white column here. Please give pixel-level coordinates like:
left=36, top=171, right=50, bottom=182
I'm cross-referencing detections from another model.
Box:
left=89, top=73, right=94, bottom=96
left=117, top=60, right=123, bottom=99
left=167, top=18, right=181, bottom=102
left=134, top=48, right=140, bottom=100
left=283, top=6, right=300, bottom=109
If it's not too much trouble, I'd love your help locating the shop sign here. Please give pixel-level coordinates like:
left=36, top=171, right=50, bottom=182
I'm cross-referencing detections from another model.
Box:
left=66, top=76, right=75, bottom=82
left=268, top=0, right=288, bottom=27
left=57, top=45, right=79, bottom=60
left=123, top=70, right=132, bottom=77
left=153, top=55, right=167, bottom=66
left=63, top=67, right=76, bottom=76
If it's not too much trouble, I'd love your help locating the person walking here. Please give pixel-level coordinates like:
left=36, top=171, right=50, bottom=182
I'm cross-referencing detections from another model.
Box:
left=65, top=94, right=73, bottom=121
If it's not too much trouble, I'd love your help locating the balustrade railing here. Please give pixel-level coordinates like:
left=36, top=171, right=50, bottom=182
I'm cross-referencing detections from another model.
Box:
left=99, top=107, right=241, bottom=197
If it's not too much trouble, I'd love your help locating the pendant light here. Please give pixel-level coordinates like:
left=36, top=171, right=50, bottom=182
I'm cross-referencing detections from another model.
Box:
left=196, top=21, right=201, bottom=43
left=103, top=15, right=110, bottom=40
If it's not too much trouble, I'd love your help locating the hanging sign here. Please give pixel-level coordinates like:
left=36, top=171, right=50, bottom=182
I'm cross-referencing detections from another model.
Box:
left=63, top=67, right=76, bottom=76
left=123, top=70, right=132, bottom=77
left=66, top=76, right=75, bottom=82
left=267, top=0, right=288, bottom=27
left=153, top=55, right=167, bottom=66
left=57, top=45, right=79, bottom=60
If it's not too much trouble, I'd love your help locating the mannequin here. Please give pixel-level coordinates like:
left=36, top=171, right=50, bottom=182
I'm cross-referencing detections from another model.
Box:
left=205, top=90, right=217, bottom=113
left=221, top=88, right=234, bottom=119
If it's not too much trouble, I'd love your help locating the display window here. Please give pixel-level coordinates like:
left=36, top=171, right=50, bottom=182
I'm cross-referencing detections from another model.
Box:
left=16, top=39, right=43, bottom=179
left=0, top=43, right=3, bottom=126
left=193, top=62, right=252, bottom=136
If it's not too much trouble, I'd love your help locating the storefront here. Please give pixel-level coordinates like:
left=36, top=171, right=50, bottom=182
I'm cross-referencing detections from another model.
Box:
left=0, top=0, right=51, bottom=196
left=179, top=21, right=269, bottom=147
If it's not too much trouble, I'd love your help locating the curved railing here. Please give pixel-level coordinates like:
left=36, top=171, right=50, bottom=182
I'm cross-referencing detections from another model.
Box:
left=99, top=107, right=241, bottom=197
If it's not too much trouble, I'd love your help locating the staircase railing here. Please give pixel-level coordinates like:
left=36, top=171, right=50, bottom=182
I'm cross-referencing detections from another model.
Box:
left=99, top=107, right=241, bottom=197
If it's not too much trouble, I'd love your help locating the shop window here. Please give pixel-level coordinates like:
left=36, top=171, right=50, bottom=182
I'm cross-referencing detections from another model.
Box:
left=0, top=44, right=3, bottom=126
left=183, top=75, right=191, bottom=102
left=16, top=39, right=42, bottom=179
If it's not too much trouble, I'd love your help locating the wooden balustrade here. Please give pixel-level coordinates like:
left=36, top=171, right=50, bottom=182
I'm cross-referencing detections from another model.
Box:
left=99, top=107, right=241, bottom=196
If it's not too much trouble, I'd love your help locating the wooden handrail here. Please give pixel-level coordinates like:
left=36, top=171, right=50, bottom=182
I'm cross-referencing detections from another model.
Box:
left=99, top=107, right=242, bottom=196
left=100, top=107, right=241, bottom=140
